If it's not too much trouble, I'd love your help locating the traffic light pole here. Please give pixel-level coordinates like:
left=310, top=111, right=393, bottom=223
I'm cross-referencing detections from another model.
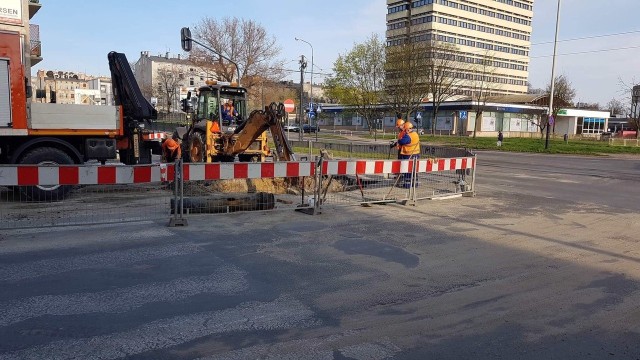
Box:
left=546, top=0, right=561, bottom=150
left=299, top=55, right=307, bottom=142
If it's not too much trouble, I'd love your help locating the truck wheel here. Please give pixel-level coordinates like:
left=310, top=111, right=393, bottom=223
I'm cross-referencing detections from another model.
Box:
left=18, top=147, right=75, bottom=201
left=189, top=131, right=206, bottom=162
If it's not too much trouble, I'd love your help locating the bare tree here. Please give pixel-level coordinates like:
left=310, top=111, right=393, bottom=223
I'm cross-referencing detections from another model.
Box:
left=192, top=17, right=286, bottom=100
left=527, top=82, right=545, bottom=94
left=545, top=75, right=576, bottom=135
left=618, top=78, right=640, bottom=138
left=424, top=42, right=468, bottom=134
left=155, top=64, right=184, bottom=113
left=470, top=52, right=499, bottom=138
left=324, top=34, right=386, bottom=133
left=606, top=98, right=625, bottom=117
left=246, top=76, right=298, bottom=110
left=384, top=42, right=430, bottom=122
left=575, top=102, right=600, bottom=110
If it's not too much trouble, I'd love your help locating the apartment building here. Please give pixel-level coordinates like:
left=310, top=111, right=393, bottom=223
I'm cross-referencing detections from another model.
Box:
left=31, top=70, right=113, bottom=105
left=133, top=51, right=217, bottom=112
left=386, top=0, right=534, bottom=96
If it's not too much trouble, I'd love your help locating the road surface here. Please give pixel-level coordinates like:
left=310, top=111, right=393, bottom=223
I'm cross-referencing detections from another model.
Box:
left=1, top=152, right=639, bottom=359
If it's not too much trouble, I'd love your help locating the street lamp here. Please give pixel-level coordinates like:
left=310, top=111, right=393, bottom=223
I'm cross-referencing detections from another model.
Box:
left=546, top=0, right=561, bottom=150
left=295, top=37, right=315, bottom=140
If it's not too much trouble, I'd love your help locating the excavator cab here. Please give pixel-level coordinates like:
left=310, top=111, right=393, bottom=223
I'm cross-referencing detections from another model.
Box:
left=181, top=83, right=270, bottom=163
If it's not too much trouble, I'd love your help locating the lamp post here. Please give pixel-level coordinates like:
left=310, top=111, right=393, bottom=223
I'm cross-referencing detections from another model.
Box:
left=546, top=0, right=562, bottom=150
left=295, top=37, right=315, bottom=139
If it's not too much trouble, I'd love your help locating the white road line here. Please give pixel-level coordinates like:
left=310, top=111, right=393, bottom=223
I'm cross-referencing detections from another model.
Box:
left=0, top=296, right=319, bottom=360
left=0, top=266, right=248, bottom=327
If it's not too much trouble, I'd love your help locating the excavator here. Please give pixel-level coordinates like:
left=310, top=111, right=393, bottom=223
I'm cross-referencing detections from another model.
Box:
left=178, top=82, right=295, bottom=163
left=176, top=27, right=295, bottom=163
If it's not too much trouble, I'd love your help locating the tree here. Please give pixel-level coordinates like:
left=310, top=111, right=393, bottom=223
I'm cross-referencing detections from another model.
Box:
left=424, top=42, right=469, bottom=134
left=575, top=102, right=600, bottom=110
left=192, top=17, right=286, bottom=101
left=606, top=98, right=625, bottom=117
left=527, top=82, right=545, bottom=94
left=245, top=76, right=298, bottom=110
left=155, top=64, right=184, bottom=113
left=618, top=78, right=640, bottom=138
left=545, top=75, right=576, bottom=135
left=324, top=34, right=386, bottom=133
left=470, top=51, right=499, bottom=138
left=384, top=42, right=430, bottom=123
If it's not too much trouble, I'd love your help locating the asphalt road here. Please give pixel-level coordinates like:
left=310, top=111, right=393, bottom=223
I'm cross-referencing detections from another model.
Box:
left=1, top=152, right=640, bottom=359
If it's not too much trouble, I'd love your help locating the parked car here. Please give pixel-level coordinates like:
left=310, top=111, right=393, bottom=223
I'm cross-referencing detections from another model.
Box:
left=302, top=124, right=320, bottom=133
left=283, top=125, right=300, bottom=132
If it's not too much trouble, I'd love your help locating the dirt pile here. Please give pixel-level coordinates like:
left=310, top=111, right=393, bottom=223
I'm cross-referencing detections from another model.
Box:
left=183, top=177, right=347, bottom=196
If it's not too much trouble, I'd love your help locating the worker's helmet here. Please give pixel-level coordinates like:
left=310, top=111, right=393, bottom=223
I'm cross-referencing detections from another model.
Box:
left=395, top=119, right=405, bottom=127
left=403, top=122, right=414, bottom=130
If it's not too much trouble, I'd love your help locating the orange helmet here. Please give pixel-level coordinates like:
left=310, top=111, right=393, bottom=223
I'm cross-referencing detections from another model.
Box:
left=403, top=122, right=414, bottom=130
left=395, top=119, right=405, bottom=127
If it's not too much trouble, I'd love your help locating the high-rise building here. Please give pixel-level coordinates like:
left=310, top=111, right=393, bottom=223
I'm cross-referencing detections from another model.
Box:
left=386, top=0, right=534, bottom=96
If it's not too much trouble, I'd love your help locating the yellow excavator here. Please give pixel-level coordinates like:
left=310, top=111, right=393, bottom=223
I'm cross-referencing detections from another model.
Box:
left=178, top=82, right=295, bottom=163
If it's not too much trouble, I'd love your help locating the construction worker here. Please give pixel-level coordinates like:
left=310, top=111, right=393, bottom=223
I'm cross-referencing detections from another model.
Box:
left=397, top=121, right=421, bottom=188
left=162, top=134, right=182, bottom=163
left=390, top=114, right=405, bottom=160
left=221, top=100, right=238, bottom=124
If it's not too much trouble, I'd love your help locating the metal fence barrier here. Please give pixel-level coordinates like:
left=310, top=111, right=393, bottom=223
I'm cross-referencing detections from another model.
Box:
left=0, top=163, right=174, bottom=229
left=289, top=140, right=472, bottom=159
left=0, top=153, right=476, bottom=229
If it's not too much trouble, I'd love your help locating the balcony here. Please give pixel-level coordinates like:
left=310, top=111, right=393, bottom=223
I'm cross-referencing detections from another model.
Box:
left=29, top=24, right=43, bottom=65
left=29, top=0, right=42, bottom=19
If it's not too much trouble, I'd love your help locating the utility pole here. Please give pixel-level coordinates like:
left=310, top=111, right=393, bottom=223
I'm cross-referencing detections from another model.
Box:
left=546, top=0, right=562, bottom=150
left=298, top=55, right=307, bottom=141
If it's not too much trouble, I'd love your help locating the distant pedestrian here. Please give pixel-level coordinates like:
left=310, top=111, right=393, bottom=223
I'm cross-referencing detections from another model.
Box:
left=497, top=131, right=504, bottom=147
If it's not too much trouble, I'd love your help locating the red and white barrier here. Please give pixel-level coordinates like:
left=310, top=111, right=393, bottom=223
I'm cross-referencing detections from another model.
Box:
left=182, top=162, right=315, bottom=181
left=321, top=157, right=475, bottom=176
left=0, top=157, right=475, bottom=186
left=415, top=157, right=476, bottom=173
left=0, top=164, right=175, bottom=186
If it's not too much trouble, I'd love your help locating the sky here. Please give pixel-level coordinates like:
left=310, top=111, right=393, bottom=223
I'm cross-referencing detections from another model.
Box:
left=32, top=0, right=640, bottom=107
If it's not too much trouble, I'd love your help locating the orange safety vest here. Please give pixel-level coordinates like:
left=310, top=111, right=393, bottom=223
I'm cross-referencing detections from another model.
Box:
left=400, top=131, right=420, bottom=155
left=210, top=120, right=221, bottom=133
left=162, top=138, right=181, bottom=160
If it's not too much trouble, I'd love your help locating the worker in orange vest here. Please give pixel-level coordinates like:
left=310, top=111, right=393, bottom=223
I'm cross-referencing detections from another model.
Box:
left=397, top=121, right=421, bottom=188
left=390, top=114, right=406, bottom=159
left=162, top=134, right=182, bottom=163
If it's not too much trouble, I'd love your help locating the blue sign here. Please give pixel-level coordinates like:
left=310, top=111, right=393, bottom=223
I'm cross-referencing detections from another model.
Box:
left=459, top=111, right=468, bottom=120
left=308, top=111, right=316, bottom=119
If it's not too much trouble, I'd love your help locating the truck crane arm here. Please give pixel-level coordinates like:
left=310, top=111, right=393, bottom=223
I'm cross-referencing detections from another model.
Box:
left=108, top=51, right=157, bottom=122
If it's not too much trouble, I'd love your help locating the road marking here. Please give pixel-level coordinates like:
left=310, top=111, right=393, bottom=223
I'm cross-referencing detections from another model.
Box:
left=0, top=266, right=248, bottom=327
left=0, top=296, right=318, bottom=360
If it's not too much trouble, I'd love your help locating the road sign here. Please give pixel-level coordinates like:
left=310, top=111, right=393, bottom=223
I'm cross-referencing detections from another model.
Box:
left=549, top=115, right=555, bottom=126
left=308, top=111, right=316, bottom=119
left=459, top=111, right=467, bottom=120
left=283, top=99, right=295, bottom=113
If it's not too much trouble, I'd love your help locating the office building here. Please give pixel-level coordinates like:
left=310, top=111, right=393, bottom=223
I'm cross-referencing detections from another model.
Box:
left=386, top=0, right=534, bottom=96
